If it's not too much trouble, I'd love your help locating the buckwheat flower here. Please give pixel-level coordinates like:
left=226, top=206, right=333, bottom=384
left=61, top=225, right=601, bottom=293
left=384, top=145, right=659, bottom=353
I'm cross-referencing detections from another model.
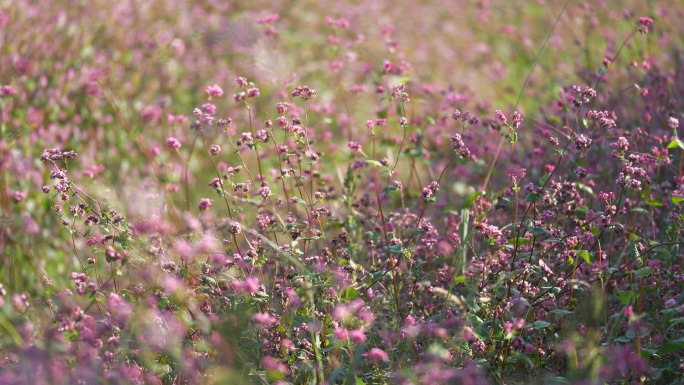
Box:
left=325, top=16, right=350, bottom=28
left=255, top=129, right=269, bottom=142
left=13, top=191, right=26, bottom=203
left=208, top=178, right=222, bottom=188
left=202, top=114, right=214, bottom=126
left=239, top=132, right=254, bottom=146
left=333, top=327, right=348, bottom=341
left=450, top=133, right=471, bottom=159
left=445, top=232, right=461, bottom=246
left=512, top=111, right=523, bottom=129
left=349, top=84, right=366, bottom=93
left=209, top=144, right=221, bottom=155
left=383, top=60, right=394, bottom=73
left=0, top=85, right=16, bottom=97
left=257, top=185, right=272, bottom=199
left=276, top=116, right=288, bottom=127
left=141, top=104, right=162, bottom=123
left=668, top=116, right=679, bottom=129
left=348, top=328, right=367, bottom=344
left=198, top=198, right=212, bottom=211
left=243, top=276, right=260, bottom=294
left=421, top=181, right=440, bottom=200
left=624, top=305, right=635, bottom=318
left=332, top=303, right=352, bottom=323
left=226, top=221, right=242, bottom=235
left=452, top=110, right=462, bottom=120
left=234, top=91, right=247, bottom=102
left=205, top=84, right=224, bottom=98
left=364, top=347, right=389, bottom=362
left=348, top=141, right=362, bottom=152
left=168, top=114, right=188, bottom=124
left=236, top=76, right=248, bottom=87
left=611, top=137, right=629, bottom=157
left=252, top=312, right=276, bottom=327
left=276, top=102, right=288, bottom=115
left=638, top=16, right=654, bottom=33
left=247, top=87, right=260, bottom=98
left=107, top=293, right=132, bottom=325
left=574, top=134, right=592, bottom=150
left=40, top=148, right=77, bottom=161
left=257, top=13, right=279, bottom=24
left=358, top=307, right=376, bottom=325
left=105, top=245, right=122, bottom=262
left=166, top=137, right=181, bottom=150
left=11, top=293, right=29, bottom=313
left=585, top=109, right=617, bottom=130
left=400, top=116, right=408, bottom=126
left=202, top=103, right=216, bottom=114
left=390, top=84, right=409, bottom=102
left=291, top=85, right=317, bottom=100
left=495, top=110, right=507, bottom=125
left=261, top=356, right=289, bottom=376
left=366, top=120, right=374, bottom=130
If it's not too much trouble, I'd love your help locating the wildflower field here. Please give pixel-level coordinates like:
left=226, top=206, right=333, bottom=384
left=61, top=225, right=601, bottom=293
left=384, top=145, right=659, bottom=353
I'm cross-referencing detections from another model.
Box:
left=1, top=1, right=683, bottom=384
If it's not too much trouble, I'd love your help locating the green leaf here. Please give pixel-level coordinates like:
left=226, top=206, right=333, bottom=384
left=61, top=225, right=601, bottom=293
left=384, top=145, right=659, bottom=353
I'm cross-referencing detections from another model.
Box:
left=508, top=131, right=518, bottom=144
left=666, top=138, right=684, bottom=149
left=328, top=364, right=348, bottom=384
left=549, top=309, right=574, bottom=317
left=464, top=191, right=482, bottom=208
left=382, top=186, right=398, bottom=194
left=576, top=183, right=594, bottom=195
left=388, top=244, right=404, bottom=254
left=673, top=196, right=684, bottom=205
left=452, top=275, right=467, bottom=284
left=366, top=160, right=385, bottom=168
left=344, top=286, right=360, bottom=301
left=644, top=198, right=664, bottom=207
left=577, top=250, right=593, bottom=264
left=618, top=291, right=634, bottom=305
left=657, top=339, right=684, bottom=354
left=634, top=267, right=652, bottom=278
left=529, top=320, right=552, bottom=329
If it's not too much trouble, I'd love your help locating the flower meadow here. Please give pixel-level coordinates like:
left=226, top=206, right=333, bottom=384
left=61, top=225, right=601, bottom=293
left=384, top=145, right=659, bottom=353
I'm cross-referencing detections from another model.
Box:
left=1, top=1, right=683, bottom=384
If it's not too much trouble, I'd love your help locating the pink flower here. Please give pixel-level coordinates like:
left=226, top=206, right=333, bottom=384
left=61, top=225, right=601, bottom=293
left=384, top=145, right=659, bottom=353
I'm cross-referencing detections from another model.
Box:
left=13, top=190, right=26, bottom=203
left=261, top=356, right=289, bottom=375
left=198, top=198, right=212, bottom=211
left=205, top=84, right=224, bottom=97
left=333, top=327, right=348, bottom=340
left=166, top=137, right=181, bottom=150
left=252, top=312, right=276, bottom=327
left=0, top=85, right=16, bottom=97
left=348, top=141, right=362, bottom=152
left=348, top=328, right=366, bottom=344
left=365, top=348, right=389, bottom=362
left=243, top=276, right=260, bottom=294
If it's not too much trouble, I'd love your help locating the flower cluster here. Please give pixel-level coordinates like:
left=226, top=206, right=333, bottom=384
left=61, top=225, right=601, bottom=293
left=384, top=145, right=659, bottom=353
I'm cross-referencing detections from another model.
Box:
left=0, top=4, right=681, bottom=385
